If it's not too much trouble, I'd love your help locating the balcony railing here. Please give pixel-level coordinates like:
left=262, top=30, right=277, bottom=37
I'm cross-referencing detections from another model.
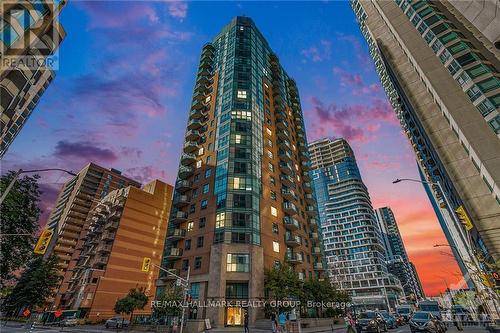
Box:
left=180, top=153, right=196, bottom=166
left=285, top=233, right=301, bottom=247
left=286, top=252, right=303, bottom=264
left=165, top=247, right=183, bottom=260
left=283, top=201, right=298, bottom=215
left=171, top=211, right=188, bottom=224
left=175, top=180, right=192, bottom=193
left=166, top=228, right=186, bottom=241
left=183, top=141, right=198, bottom=154
left=283, top=216, right=300, bottom=231
left=173, top=195, right=190, bottom=208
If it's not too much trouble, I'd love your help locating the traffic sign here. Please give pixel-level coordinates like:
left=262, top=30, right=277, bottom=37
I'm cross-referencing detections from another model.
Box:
left=23, top=309, right=31, bottom=317
left=55, top=309, right=63, bottom=318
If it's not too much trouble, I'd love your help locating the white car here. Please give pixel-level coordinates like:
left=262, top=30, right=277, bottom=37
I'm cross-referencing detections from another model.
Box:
left=105, top=317, right=130, bottom=328
left=59, top=317, right=78, bottom=326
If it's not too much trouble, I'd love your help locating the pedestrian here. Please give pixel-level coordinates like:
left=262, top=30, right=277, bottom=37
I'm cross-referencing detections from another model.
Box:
left=278, top=312, right=287, bottom=333
left=244, top=310, right=249, bottom=333
left=344, top=312, right=356, bottom=333
left=271, top=311, right=277, bottom=333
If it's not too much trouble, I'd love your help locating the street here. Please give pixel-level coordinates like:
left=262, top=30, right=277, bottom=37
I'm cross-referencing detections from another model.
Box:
left=0, top=322, right=494, bottom=333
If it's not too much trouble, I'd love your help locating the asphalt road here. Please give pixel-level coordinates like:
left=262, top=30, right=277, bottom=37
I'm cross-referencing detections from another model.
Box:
left=0, top=322, right=494, bottom=333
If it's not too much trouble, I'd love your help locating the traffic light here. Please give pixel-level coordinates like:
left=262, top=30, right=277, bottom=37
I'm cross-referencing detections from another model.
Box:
left=455, top=205, right=473, bottom=231
left=141, top=257, right=152, bottom=272
left=34, top=229, right=54, bottom=255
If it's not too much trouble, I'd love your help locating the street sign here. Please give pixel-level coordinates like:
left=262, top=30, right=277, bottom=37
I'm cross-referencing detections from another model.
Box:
left=23, top=309, right=31, bottom=317
left=55, top=309, right=63, bottom=318
left=34, top=229, right=54, bottom=254
left=141, top=257, right=152, bottom=272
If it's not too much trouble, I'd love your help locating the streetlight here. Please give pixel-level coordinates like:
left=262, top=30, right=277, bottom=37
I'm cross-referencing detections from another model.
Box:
left=0, top=168, right=77, bottom=206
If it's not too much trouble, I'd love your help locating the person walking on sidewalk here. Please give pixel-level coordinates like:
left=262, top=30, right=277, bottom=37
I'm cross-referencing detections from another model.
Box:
left=344, top=312, right=356, bottom=333
left=244, top=310, right=249, bottom=333
left=271, top=311, right=277, bottom=333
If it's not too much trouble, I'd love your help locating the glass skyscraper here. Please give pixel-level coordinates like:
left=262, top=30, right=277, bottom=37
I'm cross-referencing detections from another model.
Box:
left=157, top=17, right=322, bottom=327
left=309, top=138, right=402, bottom=311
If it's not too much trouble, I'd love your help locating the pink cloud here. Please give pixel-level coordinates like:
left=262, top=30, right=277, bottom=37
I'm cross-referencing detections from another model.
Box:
left=333, top=66, right=382, bottom=96
left=336, top=32, right=373, bottom=71
left=301, top=40, right=332, bottom=62
left=167, top=1, right=188, bottom=19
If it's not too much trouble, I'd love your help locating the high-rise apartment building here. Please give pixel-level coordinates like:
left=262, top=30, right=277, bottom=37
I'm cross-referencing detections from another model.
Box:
left=309, top=138, right=402, bottom=310
left=0, top=0, right=66, bottom=157
left=45, top=163, right=141, bottom=309
left=375, top=207, right=424, bottom=299
left=157, top=16, right=322, bottom=327
left=58, top=180, right=173, bottom=319
left=350, top=0, right=499, bottom=315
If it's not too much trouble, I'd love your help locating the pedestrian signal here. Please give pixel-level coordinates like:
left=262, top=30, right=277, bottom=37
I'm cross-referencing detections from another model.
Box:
left=142, top=257, right=152, bottom=272
left=34, top=229, right=54, bottom=254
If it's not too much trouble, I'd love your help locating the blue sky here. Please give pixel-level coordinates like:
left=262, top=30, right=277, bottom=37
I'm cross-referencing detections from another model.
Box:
left=3, top=1, right=462, bottom=295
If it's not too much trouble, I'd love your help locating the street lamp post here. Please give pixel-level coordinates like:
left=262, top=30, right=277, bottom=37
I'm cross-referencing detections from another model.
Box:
left=0, top=168, right=77, bottom=206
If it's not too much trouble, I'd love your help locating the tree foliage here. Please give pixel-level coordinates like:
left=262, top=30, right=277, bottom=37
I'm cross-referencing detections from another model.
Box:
left=4, top=255, right=62, bottom=314
left=114, top=288, right=149, bottom=321
left=154, top=286, right=184, bottom=317
left=0, top=171, right=42, bottom=289
left=265, top=264, right=304, bottom=309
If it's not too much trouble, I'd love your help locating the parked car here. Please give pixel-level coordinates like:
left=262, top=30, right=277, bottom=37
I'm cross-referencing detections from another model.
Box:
left=356, top=311, right=388, bottom=333
left=409, top=312, right=442, bottom=333
left=105, top=317, right=130, bottom=329
left=58, top=317, right=78, bottom=327
left=380, top=311, right=398, bottom=329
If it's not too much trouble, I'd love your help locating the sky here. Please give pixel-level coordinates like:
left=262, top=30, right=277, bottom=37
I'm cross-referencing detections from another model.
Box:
left=2, top=1, right=464, bottom=296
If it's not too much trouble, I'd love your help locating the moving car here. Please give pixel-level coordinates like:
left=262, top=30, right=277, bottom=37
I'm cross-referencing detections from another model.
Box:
left=105, top=317, right=130, bottom=329
left=58, top=317, right=78, bottom=327
left=409, top=312, right=442, bottom=333
left=356, top=311, right=388, bottom=333
left=380, top=311, right=398, bottom=329
left=396, top=305, right=412, bottom=322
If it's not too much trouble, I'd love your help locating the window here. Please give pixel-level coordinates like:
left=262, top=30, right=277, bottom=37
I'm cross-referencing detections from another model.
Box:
left=477, top=77, right=499, bottom=93
left=205, top=169, right=211, bottom=178
left=270, top=176, right=276, bottom=186
left=226, top=283, right=248, bottom=299
left=272, top=223, right=279, bottom=234
left=203, top=183, right=209, bottom=194
left=267, top=150, right=273, bottom=159
left=466, top=86, right=482, bottom=102
left=185, top=239, right=191, bottom=250
left=216, top=212, right=225, bottom=228
left=271, top=206, right=278, bottom=217
left=489, top=115, right=500, bottom=134
left=197, top=236, right=204, bottom=248
left=192, top=188, right=198, bottom=198
left=191, top=282, right=200, bottom=299
left=237, top=90, right=247, bottom=99
left=189, top=204, right=196, bottom=214
left=182, top=259, right=189, bottom=271
left=198, top=147, right=204, bottom=155
left=187, top=221, right=194, bottom=232
left=226, top=254, right=249, bottom=272
left=476, top=99, right=495, bottom=117
left=268, top=163, right=274, bottom=172
left=266, top=128, right=272, bottom=136
left=270, top=191, right=276, bottom=201
left=199, top=217, right=206, bottom=228
left=273, top=241, right=280, bottom=253
left=196, top=160, right=202, bottom=168
left=194, top=257, right=202, bottom=269
left=267, top=139, right=273, bottom=147
left=201, top=199, right=208, bottom=210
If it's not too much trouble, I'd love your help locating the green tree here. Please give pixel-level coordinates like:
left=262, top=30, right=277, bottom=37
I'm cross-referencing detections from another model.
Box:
left=264, top=264, right=303, bottom=314
left=114, top=288, right=149, bottom=322
left=4, top=255, right=62, bottom=315
left=302, top=278, right=350, bottom=318
left=0, top=171, right=42, bottom=290
left=154, top=286, right=184, bottom=318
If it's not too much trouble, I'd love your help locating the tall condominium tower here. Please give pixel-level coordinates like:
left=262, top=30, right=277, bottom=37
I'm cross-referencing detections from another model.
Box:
left=309, top=138, right=402, bottom=310
left=59, top=180, right=173, bottom=319
left=45, top=163, right=141, bottom=309
left=0, top=0, right=66, bottom=157
left=157, top=16, right=322, bottom=327
left=375, top=207, right=424, bottom=300
left=350, top=0, right=499, bottom=314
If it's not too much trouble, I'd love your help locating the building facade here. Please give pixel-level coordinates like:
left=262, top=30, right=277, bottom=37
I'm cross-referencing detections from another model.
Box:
left=156, top=16, right=322, bottom=327
left=58, top=180, right=173, bottom=320
left=1, top=0, right=66, bottom=157
left=375, top=207, right=425, bottom=300
left=46, top=163, right=141, bottom=309
left=309, top=138, right=403, bottom=310
left=350, top=0, right=499, bottom=316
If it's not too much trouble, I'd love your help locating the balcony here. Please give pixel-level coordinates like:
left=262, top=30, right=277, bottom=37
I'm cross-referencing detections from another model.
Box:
left=104, top=220, right=119, bottom=230
left=281, top=188, right=297, bottom=202
left=302, top=171, right=311, bottom=182
left=197, top=66, right=211, bottom=77
left=190, top=106, right=208, bottom=119
left=283, top=201, right=298, bottom=215
left=280, top=174, right=295, bottom=188
left=173, top=195, right=190, bottom=208
left=175, top=180, right=192, bottom=193
left=187, top=119, right=203, bottom=130
left=166, top=228, right=186, bottom=241
left=277, top=129, right=290, bottom=140
left=102, top=231, right=116, bottom=240
left=196, top=74, right=213, bottom=86
left=183, top=141, right=198, bottom=154
left=305, top=193, right=315, bottom=204
left=309, top=218, right=319, bottom=230
left=310, top=232, right=319, bottom=240
left=171, top=211, right=188, bottom=224
left=165, top=247, right=183, bottom=260
left=298, top=142, right=307, bottom=152
left=185, top=130, right=201, bottom=141
left=301, top=161, right=310, bottom=171
left=286, top=252, right=303, bottom=264
left=299, top=151, right=309, bottom=161
left=297, top=133, right=305, bottom=143
left=306, top=206, right=318, bottom=216
left=180, top=153, right=196, bottom=166
left=278, top=139, right=292, bottom=151
left=97, top=244, right=112, bottom=253
left=314, top=262, right=325, bottom=271
left=94, top=255, right=109, bottom=267
left=279, top=150, right=293, bottom=163
left=303, top=182, right=313, bottom=193
left=279, top=162, right=293, bottom=175
left=283, top=216, right=299, bottom=231
left=312, top=247, right=322, bottom=256
left=161, top=268, right=179, bottom=280
left=178, top=166, right=194, bottom=179
left=285, top=233, right=301, bottom=247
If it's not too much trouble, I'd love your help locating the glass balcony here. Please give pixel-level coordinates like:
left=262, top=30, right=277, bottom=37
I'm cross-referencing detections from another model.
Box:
left=310, top=232, right=319, bottom=240
left=299, top=151, right=309, bottom=161
left=170, top=211, right=188, bottom=224
left=281, top=187, right=297, bottom=202
left=283, top=216, right=299, bottom=231
left=178, top=166, right=194, bottom=179
left=166, top=228, right=186, bottom=241
left=306, top=206, right=318, bottom=216
left=303, top=182, right=313, bottom=193
left=314, top=262, right=325, bottom=271
left=280, top=174, right=295, bottom=188
left=312, top=247, right=322, bottom=256
left=286, top=252, right=303, bottom=264
left=278, top=139, right=292, bottom=151
left=173, top=195, right=189, bottom=208
left=180, top=153, right=196, bottom=166
left=305, top=193, right=315, bottom=204
left=187, top=119, right=203, bottom=130
left=301, top=161, right=311, bottom=171
left=185, top=130, right=201, bottom=141
left=190, top=106, right=208, bottom=119
left=279, top=150, right=293, bottom=163
left=165, top=247, right=183, bottom=260
left=279, top=161, right=293, bottom=175
left=277, top=129, right=290, bottom=140
left=302, top=171, right=311, bottom=182
left=175, top=180, right=192, bottom=193
left=309, top=218, right=319, bottom=230
left=285, top=233, right=301, bottom=247
left=283, top=201, right=298, bottom=215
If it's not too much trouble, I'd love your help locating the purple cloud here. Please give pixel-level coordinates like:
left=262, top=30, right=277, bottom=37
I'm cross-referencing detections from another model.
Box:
left=167, top=1, right=188, bottom=19
left=54, top=140, right=118, bottom=163
left=301, top=40, right=332, bottom=62
left=333, top=66, right=382, bottom=96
